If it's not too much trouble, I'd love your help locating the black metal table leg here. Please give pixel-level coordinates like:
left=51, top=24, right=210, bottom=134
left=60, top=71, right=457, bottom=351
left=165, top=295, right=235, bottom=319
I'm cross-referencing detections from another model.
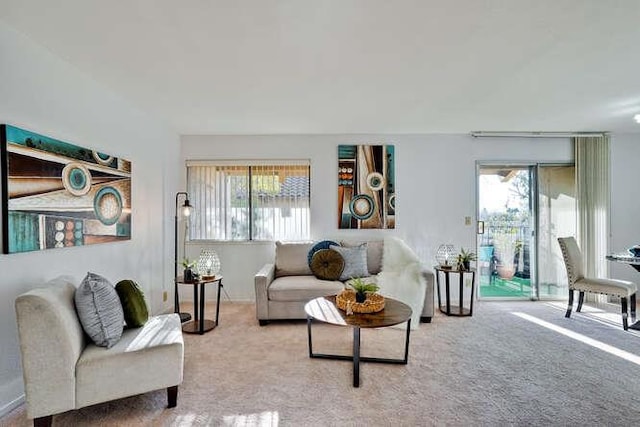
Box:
left=199, top=282, right=206, bottom=334
left=353, top=326, right=361, bottom=387
left=403, top=319, right=411, bottom=363
left=193, top=284, right=199, bottom=322
left=445, top=271, right=451, bottom=315
left=215, top=280, right=223, bottom=325
left=458, top=272, right=464, bottom=315
left=307, top=316, right=313, bottom=357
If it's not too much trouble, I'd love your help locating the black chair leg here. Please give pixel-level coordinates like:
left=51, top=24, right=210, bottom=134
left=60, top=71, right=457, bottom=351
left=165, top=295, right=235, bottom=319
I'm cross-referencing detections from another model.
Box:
left=34, top=416, right=52, bottom=427
left=577, top=291, right=585, bottom=312
left=167, top=385, right=178, bottom=408
left=565, top=289, right=574, bottom=318
left=631, top=293, right=637, bottom=321
left=621, top=297, right=629, bottom=331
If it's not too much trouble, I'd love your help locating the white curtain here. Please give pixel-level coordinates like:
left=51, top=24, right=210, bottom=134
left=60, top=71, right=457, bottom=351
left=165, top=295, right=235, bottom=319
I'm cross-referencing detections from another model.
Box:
left=574, top=135, right=610, bottom=279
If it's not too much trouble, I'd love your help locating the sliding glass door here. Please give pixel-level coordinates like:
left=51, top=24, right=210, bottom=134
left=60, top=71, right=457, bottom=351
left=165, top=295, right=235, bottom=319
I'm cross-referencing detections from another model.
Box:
left=537, top=165, right=576, bottom=299
left=477, top=165, right=535, bottom=299
left=477, top=163, right=576, bottom=299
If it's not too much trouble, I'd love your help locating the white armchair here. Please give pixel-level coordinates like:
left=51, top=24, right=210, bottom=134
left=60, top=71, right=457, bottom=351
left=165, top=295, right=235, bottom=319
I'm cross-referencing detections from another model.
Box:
left=15, top=278, right=184, bottom=426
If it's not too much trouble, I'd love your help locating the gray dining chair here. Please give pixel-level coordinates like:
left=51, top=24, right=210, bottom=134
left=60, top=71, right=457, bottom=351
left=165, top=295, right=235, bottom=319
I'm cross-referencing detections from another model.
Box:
left=558, top=237, right=637, bottom=330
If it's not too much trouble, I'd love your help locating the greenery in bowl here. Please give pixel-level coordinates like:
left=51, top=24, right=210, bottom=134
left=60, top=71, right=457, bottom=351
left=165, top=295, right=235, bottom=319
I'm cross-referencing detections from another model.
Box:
left=347, top=277, right=380, bottom=302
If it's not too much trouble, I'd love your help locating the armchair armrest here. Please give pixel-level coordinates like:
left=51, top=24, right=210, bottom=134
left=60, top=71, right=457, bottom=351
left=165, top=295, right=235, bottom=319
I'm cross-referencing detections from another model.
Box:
left=255, top=263, right=275, bottom=321
left=421, top=268, right=435, bottom=321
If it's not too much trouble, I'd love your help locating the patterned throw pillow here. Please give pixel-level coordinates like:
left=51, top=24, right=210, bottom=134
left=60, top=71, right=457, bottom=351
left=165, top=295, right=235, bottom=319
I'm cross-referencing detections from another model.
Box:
left=74, top=272, right=124, bottom=348
left=115, top=279, right=149, bottom=328
left=310, top=249, right=345, bottom=281
left=330, top=243, right=369, bottom=281
left=307, top=240, right=340, bottom=267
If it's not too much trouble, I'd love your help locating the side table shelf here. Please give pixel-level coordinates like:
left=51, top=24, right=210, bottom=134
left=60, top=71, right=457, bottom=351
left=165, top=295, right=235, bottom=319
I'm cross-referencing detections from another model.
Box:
left=434, top=267, right=475, bottom=317
left=175, top=275, right=223, bottom=334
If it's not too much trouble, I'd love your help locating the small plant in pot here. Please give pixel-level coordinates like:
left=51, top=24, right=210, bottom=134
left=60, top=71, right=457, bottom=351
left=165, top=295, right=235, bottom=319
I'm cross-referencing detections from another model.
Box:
left=182, top=259, right=196, bottom=281
left=456, top=248, right=477, bottom=271
left=347, top=277, right=380, bottom=303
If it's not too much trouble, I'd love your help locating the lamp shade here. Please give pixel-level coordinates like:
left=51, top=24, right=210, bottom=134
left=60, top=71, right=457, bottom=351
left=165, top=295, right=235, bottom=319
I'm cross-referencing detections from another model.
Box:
left=181, top=200, right=193, bottom=217
left=436, top=244, right=456, bottom=267
left=197, top=249, right=220, bottom=277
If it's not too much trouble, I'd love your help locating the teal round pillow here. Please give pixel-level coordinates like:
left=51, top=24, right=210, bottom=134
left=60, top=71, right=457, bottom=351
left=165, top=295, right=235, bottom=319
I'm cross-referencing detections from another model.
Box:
left=115, top=279, right=149, bottom=328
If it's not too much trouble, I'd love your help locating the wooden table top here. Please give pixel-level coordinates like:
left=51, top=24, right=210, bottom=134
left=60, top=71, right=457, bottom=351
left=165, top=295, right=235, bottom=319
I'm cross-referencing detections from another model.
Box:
left=175, top=275, right=223, bottom=284
left=304, top=295, right=412, bottom=328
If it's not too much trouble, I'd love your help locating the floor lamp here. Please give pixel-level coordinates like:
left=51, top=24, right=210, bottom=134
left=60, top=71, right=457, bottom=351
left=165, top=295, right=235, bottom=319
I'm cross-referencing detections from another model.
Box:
left=175, top=192, right=193, bottom=323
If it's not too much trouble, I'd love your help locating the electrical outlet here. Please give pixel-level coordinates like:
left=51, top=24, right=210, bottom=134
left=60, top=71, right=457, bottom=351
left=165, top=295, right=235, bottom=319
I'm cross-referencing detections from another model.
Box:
left=163, top=291, right=168, bottom=302
left=464, top=216, right=472, bottom=225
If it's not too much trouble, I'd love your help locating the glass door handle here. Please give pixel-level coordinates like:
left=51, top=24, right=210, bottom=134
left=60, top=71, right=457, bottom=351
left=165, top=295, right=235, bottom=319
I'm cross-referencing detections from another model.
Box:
left=477, top=221, right=485, bottom=234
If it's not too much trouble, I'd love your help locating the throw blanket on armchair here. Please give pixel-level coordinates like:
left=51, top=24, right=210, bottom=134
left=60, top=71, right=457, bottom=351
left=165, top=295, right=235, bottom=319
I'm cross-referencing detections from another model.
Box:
left=377, top=237, right=426, bottom=329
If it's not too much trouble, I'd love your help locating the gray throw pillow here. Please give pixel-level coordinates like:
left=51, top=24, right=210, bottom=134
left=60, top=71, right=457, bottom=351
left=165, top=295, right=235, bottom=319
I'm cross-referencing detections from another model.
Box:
left=74, top=272, right=124, bottom=348
left=330, top=243, right=369, bottom=281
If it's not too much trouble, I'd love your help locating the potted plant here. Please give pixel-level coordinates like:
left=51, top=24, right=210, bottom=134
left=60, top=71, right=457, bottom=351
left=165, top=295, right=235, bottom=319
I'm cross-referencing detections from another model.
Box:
left=493, top=232, right=519, bottom=279
left=182, top=258, right=196, bottom=281
left=456, top=247, right=477, bottom=271
left=347, top=278, right=380, bottom=303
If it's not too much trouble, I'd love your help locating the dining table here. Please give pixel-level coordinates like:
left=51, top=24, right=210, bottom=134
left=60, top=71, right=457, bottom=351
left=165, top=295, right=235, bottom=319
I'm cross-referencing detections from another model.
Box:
left=606, top=253, right=640, bottom=330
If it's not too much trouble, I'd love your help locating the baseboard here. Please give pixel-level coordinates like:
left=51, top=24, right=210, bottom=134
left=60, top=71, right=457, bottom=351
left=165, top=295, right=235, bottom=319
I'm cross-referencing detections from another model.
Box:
left=0, top=393, right=24, bottom=418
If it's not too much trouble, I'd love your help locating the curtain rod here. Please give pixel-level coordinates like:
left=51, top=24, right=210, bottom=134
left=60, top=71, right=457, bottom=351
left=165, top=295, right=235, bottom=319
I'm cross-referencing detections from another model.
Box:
left=470, top=131, right=607, bottom=138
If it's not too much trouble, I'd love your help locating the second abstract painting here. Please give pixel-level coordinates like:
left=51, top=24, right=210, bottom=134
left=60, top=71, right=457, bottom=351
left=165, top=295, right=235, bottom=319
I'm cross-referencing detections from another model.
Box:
left=338, top=144, right=395, bottom=229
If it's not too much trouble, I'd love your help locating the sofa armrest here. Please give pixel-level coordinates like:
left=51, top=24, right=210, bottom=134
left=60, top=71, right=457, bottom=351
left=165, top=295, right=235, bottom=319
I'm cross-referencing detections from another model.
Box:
left=421, top=268, right=435, bottom=321
left=255, top=263, right=275, bottom=320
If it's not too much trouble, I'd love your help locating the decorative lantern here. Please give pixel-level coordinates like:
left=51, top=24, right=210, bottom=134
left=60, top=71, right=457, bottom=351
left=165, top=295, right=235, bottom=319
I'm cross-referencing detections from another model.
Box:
left=197, top=249, right=220, bottom=278
left=436, top=244, right=456, bottom=268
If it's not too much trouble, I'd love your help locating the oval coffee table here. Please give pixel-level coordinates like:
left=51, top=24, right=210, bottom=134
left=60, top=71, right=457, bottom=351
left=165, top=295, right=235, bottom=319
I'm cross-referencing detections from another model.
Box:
left=304, top=295, right=412, bottom=387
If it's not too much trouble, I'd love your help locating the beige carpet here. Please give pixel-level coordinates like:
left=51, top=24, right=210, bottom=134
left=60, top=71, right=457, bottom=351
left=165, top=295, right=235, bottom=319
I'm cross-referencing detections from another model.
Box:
left=3, top=300, right=640, bottom=426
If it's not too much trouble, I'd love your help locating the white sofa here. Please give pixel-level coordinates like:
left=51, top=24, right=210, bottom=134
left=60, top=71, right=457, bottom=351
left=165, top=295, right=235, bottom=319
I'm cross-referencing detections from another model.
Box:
left=14, top=277, right=184, bottom=427
left=255, top=240, right=434, bottom=325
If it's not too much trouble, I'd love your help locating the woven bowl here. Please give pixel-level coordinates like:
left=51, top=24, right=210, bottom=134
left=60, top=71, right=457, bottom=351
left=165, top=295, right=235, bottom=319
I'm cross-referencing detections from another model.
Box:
left=336, top=289, right=385, bottom=313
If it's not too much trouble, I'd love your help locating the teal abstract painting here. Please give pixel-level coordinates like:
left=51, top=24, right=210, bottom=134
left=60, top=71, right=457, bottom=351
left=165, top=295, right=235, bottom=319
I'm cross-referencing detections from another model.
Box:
left=0, top=125, right=131, bottom=254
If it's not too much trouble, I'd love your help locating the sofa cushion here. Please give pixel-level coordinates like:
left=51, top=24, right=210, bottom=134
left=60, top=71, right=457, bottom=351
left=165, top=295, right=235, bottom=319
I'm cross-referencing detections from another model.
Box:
left=268, top=276, right=345, bottom=302
left=74, top=272, right=124, bottom=348
left=310, top=249, right=345, bottom=281
left=330, top=244, right=369, bottom=281
left=307, top=240, right=339, bottom=267
left=115, top=279, right=149, bottom=328
left=76, top=313, right=184, bottom=408
left=275, top=241, right=314, bottom=277
left=341, top=240, right=384, bottom=275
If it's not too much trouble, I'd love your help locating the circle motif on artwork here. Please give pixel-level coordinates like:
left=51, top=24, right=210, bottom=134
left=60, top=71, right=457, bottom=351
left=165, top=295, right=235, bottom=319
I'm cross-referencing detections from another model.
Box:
left=388, top=194, right=396, bottom=210
left=62, top=163, right=91, bottom=196
left=92, top=151, right=114, bottom=166
left=93, top=186, right=123, bottom=225
left=366, top=172, right=385, bottom=191
left=349, top=194, right=375, bottom=220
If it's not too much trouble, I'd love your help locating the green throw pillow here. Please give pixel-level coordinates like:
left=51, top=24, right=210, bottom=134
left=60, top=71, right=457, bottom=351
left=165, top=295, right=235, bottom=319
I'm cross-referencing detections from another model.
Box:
left=115, top=279, right=149, bottom=328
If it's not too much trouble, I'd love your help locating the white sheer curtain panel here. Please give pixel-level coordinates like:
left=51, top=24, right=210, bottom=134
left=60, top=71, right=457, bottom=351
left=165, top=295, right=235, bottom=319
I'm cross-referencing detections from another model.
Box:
left=574, top=135, right=610, bottom=279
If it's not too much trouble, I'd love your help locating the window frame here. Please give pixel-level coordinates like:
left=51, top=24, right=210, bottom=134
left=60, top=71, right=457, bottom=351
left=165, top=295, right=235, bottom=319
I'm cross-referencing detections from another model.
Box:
left=185, top=159, right=311, bottom=242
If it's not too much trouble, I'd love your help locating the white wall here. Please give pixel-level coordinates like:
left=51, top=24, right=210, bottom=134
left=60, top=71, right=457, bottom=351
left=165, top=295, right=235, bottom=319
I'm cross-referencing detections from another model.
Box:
left=0, top=22, right=179, bottom=414
left=181, top=134, right=573, bottom=302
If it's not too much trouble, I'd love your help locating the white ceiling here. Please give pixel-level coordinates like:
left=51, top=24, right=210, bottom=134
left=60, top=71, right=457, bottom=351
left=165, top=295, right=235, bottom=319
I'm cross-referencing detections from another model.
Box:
left=2, top=0, right=640, bottom=135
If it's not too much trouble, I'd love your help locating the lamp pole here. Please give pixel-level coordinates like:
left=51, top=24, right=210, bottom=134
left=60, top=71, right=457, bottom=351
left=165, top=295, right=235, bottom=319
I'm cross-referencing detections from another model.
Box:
left=175, top=192, right=193, bottom=323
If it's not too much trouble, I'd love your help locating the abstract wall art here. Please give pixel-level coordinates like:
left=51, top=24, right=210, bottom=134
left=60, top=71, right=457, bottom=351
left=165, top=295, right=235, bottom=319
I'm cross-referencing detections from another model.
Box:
left=338, top=144, right=395, bottom=229
left=0, top=125, right=131, bottom=254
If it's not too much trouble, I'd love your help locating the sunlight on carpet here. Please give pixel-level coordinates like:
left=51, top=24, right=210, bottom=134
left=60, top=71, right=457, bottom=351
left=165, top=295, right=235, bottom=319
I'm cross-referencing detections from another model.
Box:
left=222, top=410, right=279, bottom=427
left=512, top=312, right=640, bottom=366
